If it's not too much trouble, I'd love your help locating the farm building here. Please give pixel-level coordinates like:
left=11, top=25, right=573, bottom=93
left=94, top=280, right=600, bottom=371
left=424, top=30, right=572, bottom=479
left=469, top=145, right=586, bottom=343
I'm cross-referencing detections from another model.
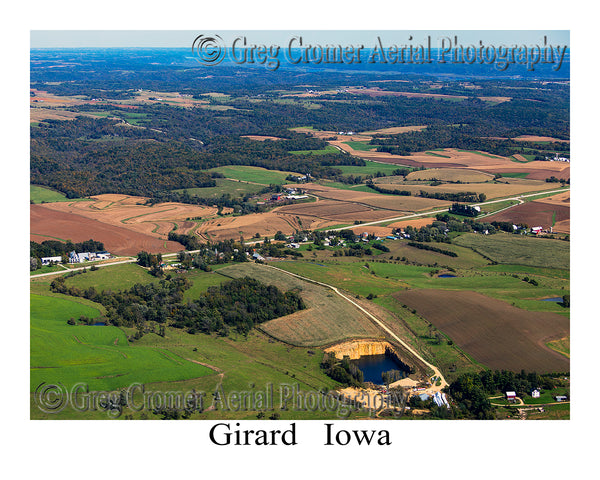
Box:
left=68, top=251, right=111, bottom=263
left=252, top=252, right=265, bottom=261
left=505, top=391, right=517, bottom=402
left=555, top=395, right=568, bottom=402
left=41, top=256, right=62, bottom=265
left=433, top=392, right=450, bottom=409
left=531, top=226, right=543, bottom=235
left=418, top=393, right=430, bottom=402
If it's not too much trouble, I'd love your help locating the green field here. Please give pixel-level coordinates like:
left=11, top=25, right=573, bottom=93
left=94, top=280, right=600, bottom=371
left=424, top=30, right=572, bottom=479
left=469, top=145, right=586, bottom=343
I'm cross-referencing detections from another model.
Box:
left=453, top=232, right=570, bottom=270
left=30, top=294, right=215, bottom=393
left=342, top=140, right=378, bottom=151
left=30, top=290, right=353, bottom=420
left=30, top=185, right=69, bottom=203
left=207, top=166, right=299, bottom=185
left=499, top=172, right=531, bottom=178
left=173, top=178, right=266, bottom=198
left=336, top=160, right=409, bottom=176
left=289, top=145, right=339, bottom=155
left=63, top=263, right=157, bottom=291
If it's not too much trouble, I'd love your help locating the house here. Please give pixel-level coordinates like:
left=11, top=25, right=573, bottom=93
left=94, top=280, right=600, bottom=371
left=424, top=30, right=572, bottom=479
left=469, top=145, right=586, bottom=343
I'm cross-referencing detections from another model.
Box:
left=41, top=256, right=62, bottom=265
left=531, top=389, right=541, bottom=398
left=505, top=391, right=517, bottom=402
left=252, top=252, right=265, bottom=261
left=473, top=206, right=481, bottom=212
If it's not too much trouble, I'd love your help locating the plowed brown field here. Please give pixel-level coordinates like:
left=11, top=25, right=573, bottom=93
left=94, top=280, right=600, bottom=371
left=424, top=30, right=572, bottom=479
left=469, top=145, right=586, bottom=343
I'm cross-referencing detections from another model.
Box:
left=38, top=194, right=218, bottom=240
left=30, top=205, right=183, bottom=255
left=485, top=201, right=570, bottom=232
left=395, top=289, right=569, bottom=373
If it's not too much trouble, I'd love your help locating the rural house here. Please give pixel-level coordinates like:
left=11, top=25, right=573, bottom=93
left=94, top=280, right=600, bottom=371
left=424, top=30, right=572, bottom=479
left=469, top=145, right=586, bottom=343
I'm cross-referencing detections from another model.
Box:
left=531, top=389, right=541, bottom=398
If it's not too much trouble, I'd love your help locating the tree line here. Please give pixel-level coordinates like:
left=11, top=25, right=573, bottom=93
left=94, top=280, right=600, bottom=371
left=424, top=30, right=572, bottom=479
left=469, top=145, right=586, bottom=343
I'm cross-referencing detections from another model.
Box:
left=51, top=274, right=305, bottom=339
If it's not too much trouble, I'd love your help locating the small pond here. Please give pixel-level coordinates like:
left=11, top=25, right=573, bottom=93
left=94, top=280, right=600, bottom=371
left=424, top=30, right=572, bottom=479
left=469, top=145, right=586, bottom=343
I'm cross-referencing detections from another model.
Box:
left=438, top=274, right=457, bottom=278
left=91, top=322, right=107, bottom=326
left=541, top=297, right=563, bottom=302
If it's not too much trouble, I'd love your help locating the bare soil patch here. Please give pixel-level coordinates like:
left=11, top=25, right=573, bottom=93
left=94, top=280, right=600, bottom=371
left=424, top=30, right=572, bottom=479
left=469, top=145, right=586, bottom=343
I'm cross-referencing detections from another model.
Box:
left=395, top=289, right=569, bottom=373
left=485, top=201, right=570, bottom=232
left=31, top=205, right=182, bottom=255
left=39, top=194, right=218, bottom=240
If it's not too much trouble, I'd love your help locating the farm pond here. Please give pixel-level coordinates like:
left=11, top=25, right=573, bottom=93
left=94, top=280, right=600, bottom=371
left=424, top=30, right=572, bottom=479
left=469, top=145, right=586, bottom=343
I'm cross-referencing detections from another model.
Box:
left=351, top=352, right=411, bottom=385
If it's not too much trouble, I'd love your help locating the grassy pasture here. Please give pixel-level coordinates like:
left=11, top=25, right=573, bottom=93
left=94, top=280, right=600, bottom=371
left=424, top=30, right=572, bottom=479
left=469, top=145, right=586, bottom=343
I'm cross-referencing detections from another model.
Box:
left=30, top=294, right=215, bottom=394
left=453, top=232, right=570, bottom=270
left=335, top=160, right=409, bottom=176
left=342, top=140, right=378, bottom=151
left=30, top=185, right=69, bottom=203
left=207, top=166, right=299, bottom=185
left=289, top=145, right=338, bottom=155
left=174, top=178, right=265, bottom=198
left=63, top=263, right=157, bottom=292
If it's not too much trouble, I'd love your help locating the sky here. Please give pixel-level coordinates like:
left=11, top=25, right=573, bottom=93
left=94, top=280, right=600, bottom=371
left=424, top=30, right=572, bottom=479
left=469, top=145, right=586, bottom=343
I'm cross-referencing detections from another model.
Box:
left=30, top=30, right=570, bottom=49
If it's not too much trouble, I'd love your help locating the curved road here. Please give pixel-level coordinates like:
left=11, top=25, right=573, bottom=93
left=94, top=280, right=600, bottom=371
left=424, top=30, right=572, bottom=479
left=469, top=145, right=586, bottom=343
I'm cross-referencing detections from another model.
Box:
left=263, top=263, right=449, bottom=392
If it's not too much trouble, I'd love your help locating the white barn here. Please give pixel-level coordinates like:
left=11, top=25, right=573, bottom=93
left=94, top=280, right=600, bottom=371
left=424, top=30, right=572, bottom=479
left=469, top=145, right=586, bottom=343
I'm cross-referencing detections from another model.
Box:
left=41, top=256, right=62, bottom=265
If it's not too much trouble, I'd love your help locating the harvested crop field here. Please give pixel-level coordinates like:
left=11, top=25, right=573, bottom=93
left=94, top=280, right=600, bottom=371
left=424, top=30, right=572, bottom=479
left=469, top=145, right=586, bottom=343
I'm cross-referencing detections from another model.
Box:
left=359, top=125, right=426, bottom=135
left=395, top=289, right=569, bottom=373
left=241, top=135, right=283, bottom=141
left=30, top=205, right=183, bottom=255
left=386, top=217, right=437, bottom=230
left=217, top=263, right=384, bottom=346
left=485, top=201, right=570, bottom=233
left=405, top=168, right=494, bottom=183
left=276, top=200, right=397, bottom=222
left=194, top=211, right=336, bottom=242
left=297, top=183, right=450, bottom=211
left=453, top=233, right=569, bottom=269
left=521, top=167, right=570, bottom=181
left=37, top=194, right=218, bottom=239
left=372, top=179, right=557, bottom=199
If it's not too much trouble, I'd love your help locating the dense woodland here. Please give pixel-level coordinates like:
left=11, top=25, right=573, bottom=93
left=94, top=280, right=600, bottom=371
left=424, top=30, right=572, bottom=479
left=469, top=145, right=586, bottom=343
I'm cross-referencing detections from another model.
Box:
left=51, top=274, right=305, bottom=338
left=31, top=50, right=569, bottom=199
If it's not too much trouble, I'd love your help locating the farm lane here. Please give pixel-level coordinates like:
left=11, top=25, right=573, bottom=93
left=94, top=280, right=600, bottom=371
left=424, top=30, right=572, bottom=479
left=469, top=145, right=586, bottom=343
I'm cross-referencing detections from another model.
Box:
left=263, top=264, right=449, bottom=392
